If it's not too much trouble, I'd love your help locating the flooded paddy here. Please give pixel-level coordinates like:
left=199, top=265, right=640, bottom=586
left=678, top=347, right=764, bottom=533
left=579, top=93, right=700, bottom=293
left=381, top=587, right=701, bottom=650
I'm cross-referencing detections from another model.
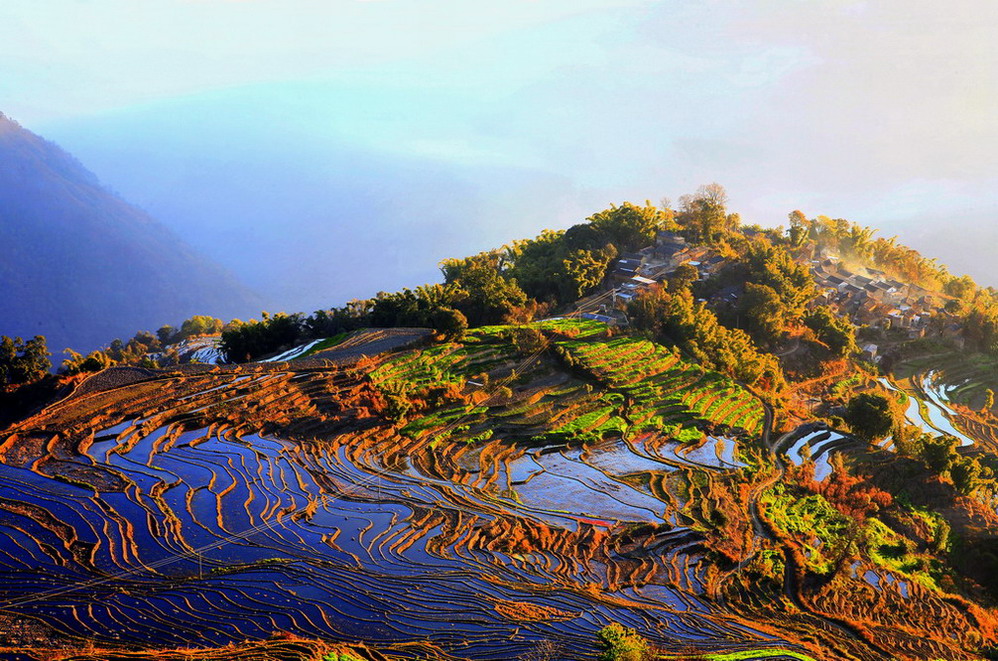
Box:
left=0, top=409, right=783, bottom=658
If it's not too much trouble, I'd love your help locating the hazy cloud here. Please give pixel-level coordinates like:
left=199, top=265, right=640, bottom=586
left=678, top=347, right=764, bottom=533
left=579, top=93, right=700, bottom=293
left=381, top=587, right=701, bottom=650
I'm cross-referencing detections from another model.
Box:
left=6, top=0, right=998, bottom=301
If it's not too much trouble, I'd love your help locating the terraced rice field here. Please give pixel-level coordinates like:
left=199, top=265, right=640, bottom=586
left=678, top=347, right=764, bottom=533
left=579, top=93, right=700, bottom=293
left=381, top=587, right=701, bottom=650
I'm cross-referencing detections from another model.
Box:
left=0, top=324, right=815, bottom=658
left=370, top=323, right=764, bottom=453
left=774, top=426, right=856, bottom=481
left=553, top=335, right=765, bottom=438
left=879, top=375, right=979, bottom=448
left=895, top=352, right=998, bottom=411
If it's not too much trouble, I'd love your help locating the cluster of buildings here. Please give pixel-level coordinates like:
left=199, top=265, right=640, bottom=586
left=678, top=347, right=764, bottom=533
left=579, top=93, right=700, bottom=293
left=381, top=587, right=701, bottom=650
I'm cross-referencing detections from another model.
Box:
left=811, top=258, right=956, bottom=341
left=582, top=235, right=962, bottom=357
left=587, top=231, right=730, bottom=316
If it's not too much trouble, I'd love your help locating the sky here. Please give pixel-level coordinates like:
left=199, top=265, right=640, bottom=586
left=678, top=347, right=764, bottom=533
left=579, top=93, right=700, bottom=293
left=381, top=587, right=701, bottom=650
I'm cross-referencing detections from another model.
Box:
left=2, top=0, right=997, bottom=309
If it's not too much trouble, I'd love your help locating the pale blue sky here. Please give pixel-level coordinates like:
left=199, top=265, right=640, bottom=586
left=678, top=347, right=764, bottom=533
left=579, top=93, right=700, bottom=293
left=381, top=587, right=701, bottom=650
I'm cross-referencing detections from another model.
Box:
left=2, top=0, right=997, bottom=303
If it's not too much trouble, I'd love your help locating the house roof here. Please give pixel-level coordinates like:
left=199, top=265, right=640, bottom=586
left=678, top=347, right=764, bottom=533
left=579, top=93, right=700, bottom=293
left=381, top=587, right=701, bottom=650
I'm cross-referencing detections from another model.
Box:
left=715, top=284, right=742, bottom=302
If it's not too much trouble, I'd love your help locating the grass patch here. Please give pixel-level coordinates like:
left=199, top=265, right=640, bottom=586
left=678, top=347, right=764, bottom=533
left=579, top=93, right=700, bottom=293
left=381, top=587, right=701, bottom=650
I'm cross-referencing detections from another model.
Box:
left=299, top=332, right=349, bottom=357
left=698, top=651, right=817, bottom=661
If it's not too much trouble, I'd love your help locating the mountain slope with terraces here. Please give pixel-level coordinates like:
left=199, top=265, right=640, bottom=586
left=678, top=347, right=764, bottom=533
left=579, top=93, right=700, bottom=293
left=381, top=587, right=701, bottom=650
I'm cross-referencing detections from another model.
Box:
left=8, top=191, right=998, bottom=660
left=4, top=313, right=998, bottom=660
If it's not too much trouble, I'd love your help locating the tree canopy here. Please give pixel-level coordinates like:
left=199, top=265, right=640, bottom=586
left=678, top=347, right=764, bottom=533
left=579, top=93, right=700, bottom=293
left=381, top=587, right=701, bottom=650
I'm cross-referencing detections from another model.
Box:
left=628, top=287, right=784, bottom=389
left=675, top=183, right=739, bottom=245
left=804, top=305, right=859, bottom=357
left=844, top=392, right=899, bottom=442
left=0, top=335, right=50, bottom=386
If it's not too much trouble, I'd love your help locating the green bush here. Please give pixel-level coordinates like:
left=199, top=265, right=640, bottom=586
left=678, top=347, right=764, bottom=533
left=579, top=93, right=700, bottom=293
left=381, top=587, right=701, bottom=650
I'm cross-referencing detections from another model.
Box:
left=597, top=623, right=651, bottom=661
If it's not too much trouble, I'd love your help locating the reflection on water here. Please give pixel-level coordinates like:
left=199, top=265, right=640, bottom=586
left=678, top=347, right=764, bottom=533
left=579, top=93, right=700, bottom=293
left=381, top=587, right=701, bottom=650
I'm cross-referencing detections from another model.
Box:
left=0, top=413, right=782, bottom=657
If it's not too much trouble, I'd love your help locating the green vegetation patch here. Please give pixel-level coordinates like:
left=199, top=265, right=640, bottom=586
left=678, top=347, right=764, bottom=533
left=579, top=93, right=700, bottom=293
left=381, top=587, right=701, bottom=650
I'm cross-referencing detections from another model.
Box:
left=760, top=484, right=852, bottom=574
left=762, top=484, right=942, bottom=588
left=864, top=517, right=940, bottom=590
left=554, top=333, right=764, bottom=436
left=372, top=319, right=764, bottom=447
left=596, top=623, right=651, bottom=661
left=699, top=650, right=817, bottom=661
left=322, top=653, right=365, bottom=661
left=528, top=317, right=609, bottom=338
left=299, top=332, right=349, bottom=357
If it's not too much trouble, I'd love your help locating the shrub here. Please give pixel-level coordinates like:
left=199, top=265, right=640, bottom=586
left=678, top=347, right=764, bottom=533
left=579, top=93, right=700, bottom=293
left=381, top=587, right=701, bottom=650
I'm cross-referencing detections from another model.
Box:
left=597, top=623, right=651, bottom=661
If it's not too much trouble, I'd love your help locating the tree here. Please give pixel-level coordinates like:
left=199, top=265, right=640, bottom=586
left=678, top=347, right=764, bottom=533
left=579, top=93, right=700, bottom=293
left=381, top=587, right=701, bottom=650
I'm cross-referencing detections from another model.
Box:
left=563, top=222, right=604, bottom=252
left=0, top=335, right=51, bottom=386
left=804, top=306, right=859, bottom=357
left=945, top=274, right=977, bottom=302
left=917, top=434, right=960, bottom=474
left=178, top=315, right=223, bottom=339
left=505, top=230, right=567, bottom=302
left=561, top=246, right=617, bottom=300
left=507, top=326, right=547, bottom=357
left=586, top=202, right=671, bottom=253
left=596, top=623, right=651, bottom=661
left=951, top=457, right=983, bottom=496
left=737, top=283, right=789, bottom=347
left=219, top=312, right=305, bottom=363
left=379, top=380, right=415, bottom=423
left=742, top=242, right=816, bottom=318
left=61, top=348, right=114, bottom=375
left=844, top=392, right=899, bottom=443
left=430, top=306, right=468, bottom=341
left=440, top=251, right=528, bottom=325
left=676, top=183, right=735, bottom=245
left=983, top=388, right=995, bottom=414
left=786, top=210, right=809, bottom=249
left=627, top=288, right=784, bottom=389
left=667, top=263, right=699, bottom=293
left=157, top=325, right=176, bottom=345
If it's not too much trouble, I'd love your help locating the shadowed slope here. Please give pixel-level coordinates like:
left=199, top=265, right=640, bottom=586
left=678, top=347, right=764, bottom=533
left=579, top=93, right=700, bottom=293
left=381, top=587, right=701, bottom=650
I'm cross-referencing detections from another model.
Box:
left=0, top=113, right=260, bottom=353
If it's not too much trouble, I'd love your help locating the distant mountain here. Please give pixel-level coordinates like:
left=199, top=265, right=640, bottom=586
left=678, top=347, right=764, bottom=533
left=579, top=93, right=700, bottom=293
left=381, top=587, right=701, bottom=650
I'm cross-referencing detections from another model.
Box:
left=0, top=113, right=260, bottom=354
left=37, top=84, right=589, bottom=314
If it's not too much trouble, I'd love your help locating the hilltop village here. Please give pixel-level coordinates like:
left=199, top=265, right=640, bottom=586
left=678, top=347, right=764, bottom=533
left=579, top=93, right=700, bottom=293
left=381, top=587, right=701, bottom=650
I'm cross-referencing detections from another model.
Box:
left=579, top=221, right=966, bottom=376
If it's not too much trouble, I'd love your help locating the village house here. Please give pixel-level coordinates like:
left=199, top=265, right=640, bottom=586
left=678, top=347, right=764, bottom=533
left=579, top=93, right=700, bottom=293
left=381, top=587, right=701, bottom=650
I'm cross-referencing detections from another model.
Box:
left=861, top=343, right=879, bottom=362
left=613, top=274, right=658, bottom=309
left=611, top=257, right=642, bottom=282
left=654, top=230, right=687, bottom=266
left=698, top=254, right=727, bottom=278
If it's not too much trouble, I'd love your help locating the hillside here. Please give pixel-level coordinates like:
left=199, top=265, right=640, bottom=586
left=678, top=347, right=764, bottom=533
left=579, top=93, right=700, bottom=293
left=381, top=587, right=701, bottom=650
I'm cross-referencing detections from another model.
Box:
left=0, top=113, right=260, bottom=354
left=6, top=190, right=998, bottom=660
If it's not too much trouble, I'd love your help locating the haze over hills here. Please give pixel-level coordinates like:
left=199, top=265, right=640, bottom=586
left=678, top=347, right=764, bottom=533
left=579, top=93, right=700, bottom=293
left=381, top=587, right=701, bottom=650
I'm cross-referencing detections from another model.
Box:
left=0, top=113, right=261, bottom=355
left=39, top=82, right=998, bottom=310
left=37, top=87, right=588, bottom=313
